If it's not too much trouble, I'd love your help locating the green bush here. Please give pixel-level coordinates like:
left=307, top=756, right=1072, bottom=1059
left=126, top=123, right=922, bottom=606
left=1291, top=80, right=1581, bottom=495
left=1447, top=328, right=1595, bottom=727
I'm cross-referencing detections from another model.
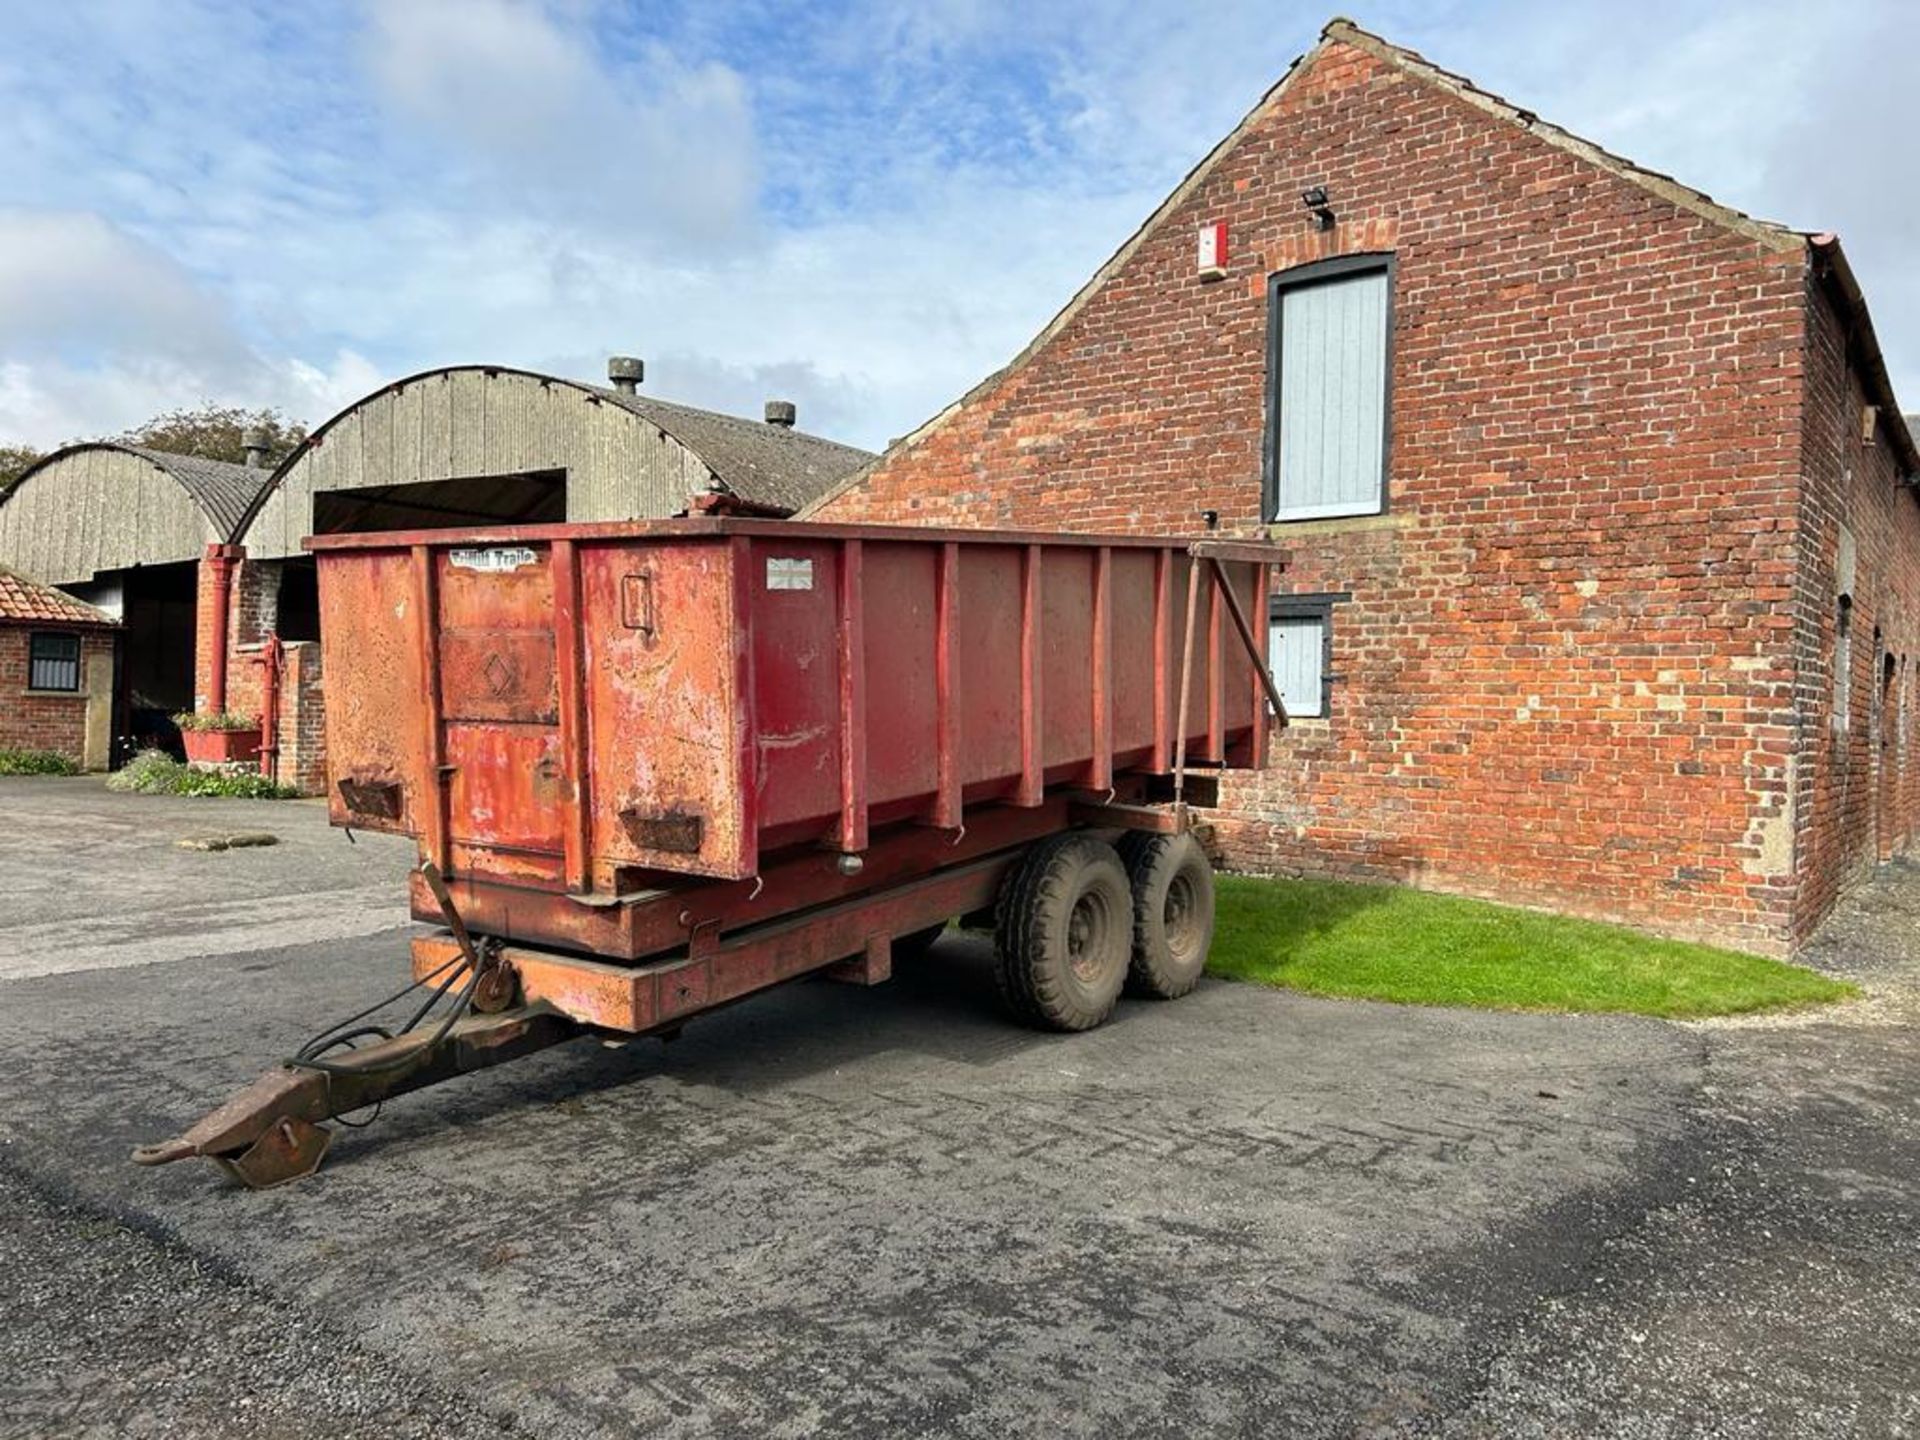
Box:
left=0, top=748, right=81, bottom=776
left=107, top=749, right=299, bottom=800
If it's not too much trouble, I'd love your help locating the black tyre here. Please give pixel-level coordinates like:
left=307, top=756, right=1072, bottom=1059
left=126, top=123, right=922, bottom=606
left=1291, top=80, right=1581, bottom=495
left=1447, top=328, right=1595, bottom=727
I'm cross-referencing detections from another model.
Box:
left=1117, top=831, right=1216, bottom=999
left=890, top=922, right=949, bottom=964
left=993, top=833, right=1132, bottom=1031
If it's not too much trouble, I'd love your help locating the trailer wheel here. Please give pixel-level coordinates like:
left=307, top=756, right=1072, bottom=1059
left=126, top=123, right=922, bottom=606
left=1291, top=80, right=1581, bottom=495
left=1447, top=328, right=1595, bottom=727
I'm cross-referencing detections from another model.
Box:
left=1117, top=832, right=1215, bottom=999
left=994, top=833, right=1132, bottom=1031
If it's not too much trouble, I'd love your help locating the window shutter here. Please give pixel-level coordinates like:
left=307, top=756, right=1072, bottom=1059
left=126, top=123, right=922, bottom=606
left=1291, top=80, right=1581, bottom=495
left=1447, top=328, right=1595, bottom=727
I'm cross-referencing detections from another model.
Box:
left=1274, top=268, right=1389, bottom=520
left=1268, top=616, right=1325, bottom=719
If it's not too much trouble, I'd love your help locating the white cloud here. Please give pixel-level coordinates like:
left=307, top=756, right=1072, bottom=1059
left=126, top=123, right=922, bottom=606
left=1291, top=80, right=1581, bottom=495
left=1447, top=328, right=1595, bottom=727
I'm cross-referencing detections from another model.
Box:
left=0, top=0, right=1916, bottom=456
left=0, top=210, right=249, bottom=369
left=280, top=349, right=391, bottom=421
left=0, top=207, right=391, bottom=444
left=362, top=0, right=758, bottom=247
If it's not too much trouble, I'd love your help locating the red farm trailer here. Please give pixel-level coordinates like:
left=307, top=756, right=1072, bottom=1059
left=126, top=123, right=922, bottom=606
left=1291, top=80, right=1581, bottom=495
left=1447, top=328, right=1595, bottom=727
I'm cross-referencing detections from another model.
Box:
left=135, top=518, right=1287, bottom=1187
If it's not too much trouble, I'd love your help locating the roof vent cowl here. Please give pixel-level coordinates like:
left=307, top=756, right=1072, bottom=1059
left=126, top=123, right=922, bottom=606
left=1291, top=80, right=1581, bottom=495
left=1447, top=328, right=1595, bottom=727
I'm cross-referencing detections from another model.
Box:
left=241, top=429, right=270, bottom=468
left=608, top=356, right=644, bottom=395
left=764, top=400, right=796, bottom=429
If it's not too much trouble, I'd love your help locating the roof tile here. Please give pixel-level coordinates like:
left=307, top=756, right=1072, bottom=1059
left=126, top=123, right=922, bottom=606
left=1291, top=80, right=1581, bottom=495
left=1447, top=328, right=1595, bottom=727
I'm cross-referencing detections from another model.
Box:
left=0, top=564, right=117, bottom=626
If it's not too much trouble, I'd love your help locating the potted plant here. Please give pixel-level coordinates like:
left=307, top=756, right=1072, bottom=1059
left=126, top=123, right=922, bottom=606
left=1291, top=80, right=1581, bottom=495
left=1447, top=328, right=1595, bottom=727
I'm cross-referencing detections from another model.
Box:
left=173, top=711, right=262, bottom=765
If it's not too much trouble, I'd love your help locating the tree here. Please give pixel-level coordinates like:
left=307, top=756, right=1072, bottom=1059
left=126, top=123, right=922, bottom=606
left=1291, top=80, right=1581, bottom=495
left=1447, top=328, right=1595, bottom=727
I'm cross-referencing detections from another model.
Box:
left=115, top=404, right=308, bottom=468
left=0, top=443, right=43, bottom=496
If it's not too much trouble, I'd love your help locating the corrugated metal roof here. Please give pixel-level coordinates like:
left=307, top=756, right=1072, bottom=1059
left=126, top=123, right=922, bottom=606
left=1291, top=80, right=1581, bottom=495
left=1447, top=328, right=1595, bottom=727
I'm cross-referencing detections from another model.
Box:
left=0, top=563, right=117, bottom=626
left=122, top=447, right=272, bottom=540
left=241, top=366, right=878, bottom=535
left=6, top=443, right=270, bottom=542
left=594, top=388, right=876, bottom=513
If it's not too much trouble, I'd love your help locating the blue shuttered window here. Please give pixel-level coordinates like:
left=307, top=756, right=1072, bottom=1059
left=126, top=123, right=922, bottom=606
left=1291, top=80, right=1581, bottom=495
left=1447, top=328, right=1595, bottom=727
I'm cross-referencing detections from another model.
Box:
left=1267, top=258, right=1392, bottom=522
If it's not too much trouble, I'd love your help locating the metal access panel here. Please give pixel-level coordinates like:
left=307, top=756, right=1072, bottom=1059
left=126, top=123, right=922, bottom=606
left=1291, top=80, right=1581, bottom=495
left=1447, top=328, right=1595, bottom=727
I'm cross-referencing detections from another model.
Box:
left=311, top=518, right=1278, bottom=898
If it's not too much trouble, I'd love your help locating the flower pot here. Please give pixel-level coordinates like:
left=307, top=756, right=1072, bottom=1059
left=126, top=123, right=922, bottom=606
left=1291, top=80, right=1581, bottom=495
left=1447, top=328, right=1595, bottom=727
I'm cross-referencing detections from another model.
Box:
left=181, top=728, right=261, bottom=765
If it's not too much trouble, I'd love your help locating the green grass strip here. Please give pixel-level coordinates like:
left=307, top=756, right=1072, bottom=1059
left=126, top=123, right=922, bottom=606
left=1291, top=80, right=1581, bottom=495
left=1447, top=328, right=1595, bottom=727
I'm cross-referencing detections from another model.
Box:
left=1210, top=874, right=1852, bottom=1019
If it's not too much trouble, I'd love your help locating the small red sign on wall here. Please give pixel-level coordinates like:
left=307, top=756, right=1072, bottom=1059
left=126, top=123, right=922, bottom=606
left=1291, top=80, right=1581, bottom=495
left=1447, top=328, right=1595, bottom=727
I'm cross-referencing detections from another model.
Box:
left=1197, top=221, right=1228, bottom=280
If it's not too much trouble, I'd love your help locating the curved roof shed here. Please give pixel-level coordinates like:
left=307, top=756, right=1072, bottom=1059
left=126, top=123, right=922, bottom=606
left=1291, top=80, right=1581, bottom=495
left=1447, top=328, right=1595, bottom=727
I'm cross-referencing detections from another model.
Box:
left=237, top=366, right=875, bottom=561
left=0, top=444, right=269, bottom=586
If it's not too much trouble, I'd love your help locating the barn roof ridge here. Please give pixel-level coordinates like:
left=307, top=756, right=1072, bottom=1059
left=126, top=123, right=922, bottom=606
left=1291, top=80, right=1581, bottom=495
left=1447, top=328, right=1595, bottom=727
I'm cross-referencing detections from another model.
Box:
left=3, top=442, right=268, bottom=543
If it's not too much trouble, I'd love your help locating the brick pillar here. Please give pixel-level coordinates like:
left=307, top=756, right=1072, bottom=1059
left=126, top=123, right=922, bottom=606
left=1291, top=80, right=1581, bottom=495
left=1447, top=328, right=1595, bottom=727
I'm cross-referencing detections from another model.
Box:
left=193, top=543, right=244, bottom=713
left=279, top=641, right=328, bottom=796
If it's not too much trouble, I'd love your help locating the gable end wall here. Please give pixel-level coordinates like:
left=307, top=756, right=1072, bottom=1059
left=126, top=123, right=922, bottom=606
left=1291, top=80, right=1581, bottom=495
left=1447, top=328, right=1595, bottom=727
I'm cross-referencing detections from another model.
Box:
left=817, top=38, right=1815, bottom=952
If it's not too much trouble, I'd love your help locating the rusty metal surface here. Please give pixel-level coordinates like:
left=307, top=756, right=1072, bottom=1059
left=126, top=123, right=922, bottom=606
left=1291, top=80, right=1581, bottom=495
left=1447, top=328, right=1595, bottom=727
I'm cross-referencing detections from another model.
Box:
left=313, top=519, right=1280, bottom=946
left=1204, top=556, right=1290, bottom=728
left=336, top=776, right=402, bottom=822
left=214, top=1115, right=332, bottom=1189
left=405, top=796, right=1077, bottom=960
left=318, top=545, right=418, bottom=836
left=413, top=854, right=1016, bottom=1034
left=130, top=1006, right=580, bottom=1186
left=1188, top=538, right=1294, bottom=565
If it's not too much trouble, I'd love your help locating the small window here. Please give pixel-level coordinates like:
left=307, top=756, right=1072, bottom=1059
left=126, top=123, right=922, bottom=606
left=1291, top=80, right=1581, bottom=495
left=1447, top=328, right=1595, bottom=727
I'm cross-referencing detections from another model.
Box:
left=1833, top=596, right=1853, bottom=734
left=28, top=632, right=81, bottom=692
left=1265, top=256, right=1393, bottom=522
left=1268, top=595, right=1340, bottom=720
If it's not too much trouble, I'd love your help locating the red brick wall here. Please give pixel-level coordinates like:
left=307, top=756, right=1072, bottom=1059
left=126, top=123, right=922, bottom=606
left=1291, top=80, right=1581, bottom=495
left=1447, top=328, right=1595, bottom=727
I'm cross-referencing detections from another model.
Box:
left=816, top=38, right=1820, bottom=951
left=279, top=641, right=327, bottom=796
left=1, top=626, right=115, bottom=763
left=191, top=550, right=330, bottom=793
left=1789, top=277, right=1920, bottom=940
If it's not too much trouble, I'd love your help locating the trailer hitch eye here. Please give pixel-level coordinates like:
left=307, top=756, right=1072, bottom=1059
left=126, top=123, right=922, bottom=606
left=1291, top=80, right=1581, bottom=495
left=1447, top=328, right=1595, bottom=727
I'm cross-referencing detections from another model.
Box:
left=338, top=777, right=403, bottom=821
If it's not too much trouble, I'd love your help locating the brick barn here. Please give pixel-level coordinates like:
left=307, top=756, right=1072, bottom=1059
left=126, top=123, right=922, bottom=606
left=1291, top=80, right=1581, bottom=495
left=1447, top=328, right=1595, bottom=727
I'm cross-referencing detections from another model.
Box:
left=0, top=564, right=118, bottom=769
left=804, top=18, right=1920, bottom=955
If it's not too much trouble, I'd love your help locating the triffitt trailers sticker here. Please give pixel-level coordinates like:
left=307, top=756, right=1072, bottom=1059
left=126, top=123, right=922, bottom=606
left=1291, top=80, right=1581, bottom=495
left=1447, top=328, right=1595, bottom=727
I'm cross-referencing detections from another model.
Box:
left=449, top=547, right=539, bottom=573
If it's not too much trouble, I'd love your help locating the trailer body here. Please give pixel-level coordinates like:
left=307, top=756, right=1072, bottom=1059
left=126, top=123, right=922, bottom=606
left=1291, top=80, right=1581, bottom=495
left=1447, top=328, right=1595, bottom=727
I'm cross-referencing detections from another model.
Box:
left=313, top=518, right=1274, bottom=936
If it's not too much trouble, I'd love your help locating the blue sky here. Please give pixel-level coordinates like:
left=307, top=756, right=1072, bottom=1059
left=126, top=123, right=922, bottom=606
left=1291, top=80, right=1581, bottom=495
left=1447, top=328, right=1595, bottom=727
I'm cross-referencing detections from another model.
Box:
left=1, top=0, right=1914, bottom=452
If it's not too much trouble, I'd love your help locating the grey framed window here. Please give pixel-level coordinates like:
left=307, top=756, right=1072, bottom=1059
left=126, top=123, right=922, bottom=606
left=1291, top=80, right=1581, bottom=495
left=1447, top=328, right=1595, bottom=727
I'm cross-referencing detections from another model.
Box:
left=28, top=632, right=81, bottom=692
left=1264, top=254, right=1394, bottom=522
left=1268, top=593, right=1344, bottom=720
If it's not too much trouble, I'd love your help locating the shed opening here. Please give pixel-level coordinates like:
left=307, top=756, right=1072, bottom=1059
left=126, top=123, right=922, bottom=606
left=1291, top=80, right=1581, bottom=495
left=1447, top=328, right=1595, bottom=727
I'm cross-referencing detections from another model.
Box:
left=311, top=469, right=566, bottom=536
left=274, top=558, right=320, bottom=643
left=78, top=559, right=199, bottom=760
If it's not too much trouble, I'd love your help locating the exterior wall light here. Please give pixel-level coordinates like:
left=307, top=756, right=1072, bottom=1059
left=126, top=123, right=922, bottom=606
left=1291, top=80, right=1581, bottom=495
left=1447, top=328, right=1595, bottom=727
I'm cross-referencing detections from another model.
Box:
left=1301, top=186, right=1335, bottom=231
